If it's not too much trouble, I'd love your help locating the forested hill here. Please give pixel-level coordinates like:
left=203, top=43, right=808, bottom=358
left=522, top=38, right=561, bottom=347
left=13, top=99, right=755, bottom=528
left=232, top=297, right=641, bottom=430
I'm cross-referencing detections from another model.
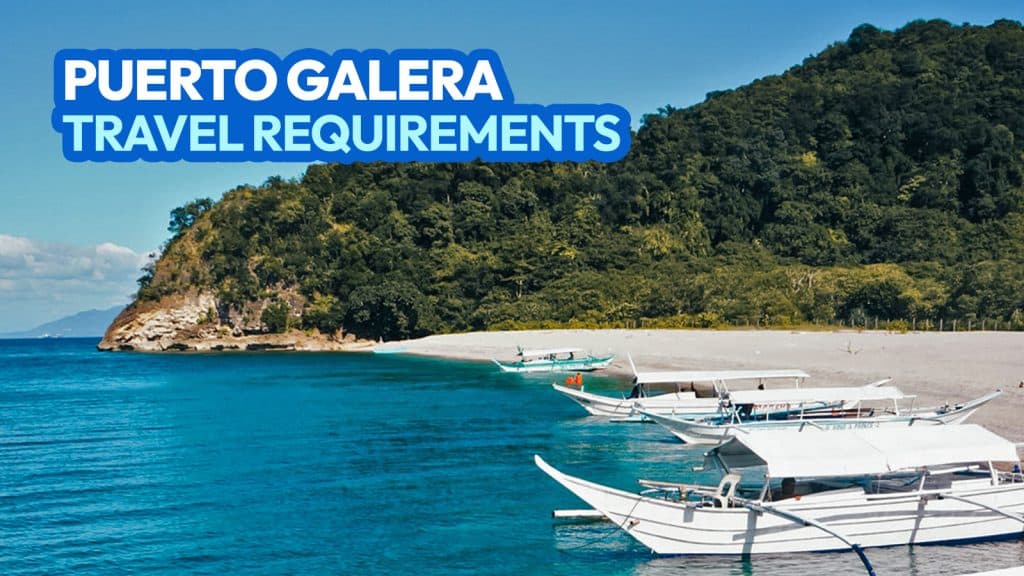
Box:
left=119, top=20, right=1024, bottom=343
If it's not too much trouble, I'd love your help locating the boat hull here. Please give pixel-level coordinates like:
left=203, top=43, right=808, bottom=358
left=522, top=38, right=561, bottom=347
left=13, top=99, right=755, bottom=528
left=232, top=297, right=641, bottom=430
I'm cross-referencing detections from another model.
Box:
left=535, top=455, right=1024, bottom=555
left=644, top=391, right=1000, bottom=444
left=551, top=383, right=722, bottom=419
left=551, top=384, right=838, bottom=421
left=494, top=355, right=615, bottom=373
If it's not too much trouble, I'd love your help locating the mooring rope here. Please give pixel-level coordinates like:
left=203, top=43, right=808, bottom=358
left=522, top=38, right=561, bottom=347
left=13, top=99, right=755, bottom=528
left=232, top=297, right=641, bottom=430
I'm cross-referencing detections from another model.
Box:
left=559, top=496, right=644, bottom=551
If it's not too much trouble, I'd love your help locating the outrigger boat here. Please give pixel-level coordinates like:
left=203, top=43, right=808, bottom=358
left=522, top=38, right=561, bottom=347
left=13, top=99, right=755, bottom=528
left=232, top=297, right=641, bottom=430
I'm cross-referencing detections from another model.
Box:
left=641, top=389, right=1004, bottom=445
left=536, top=424, right=1024, bottom=574
left=553, top=367, right=898, bottom=422
left=493, top=347, right=614, bottom=373
left=552, top=368, right=812, bottom=419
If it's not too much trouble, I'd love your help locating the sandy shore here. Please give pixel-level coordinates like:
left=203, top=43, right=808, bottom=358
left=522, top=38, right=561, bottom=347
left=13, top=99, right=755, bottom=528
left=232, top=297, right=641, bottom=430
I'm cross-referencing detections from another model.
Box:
left=386, top=329, right=1024, bottom=441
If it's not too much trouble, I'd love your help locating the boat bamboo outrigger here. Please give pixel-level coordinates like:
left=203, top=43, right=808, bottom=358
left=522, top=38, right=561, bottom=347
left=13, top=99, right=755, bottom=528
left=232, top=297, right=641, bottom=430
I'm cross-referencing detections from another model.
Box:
left=641, top=389, right=1004, bottom=445
left=536, top=424, right=1024, bottom=574
left=493, top=347, right=615, bottom=373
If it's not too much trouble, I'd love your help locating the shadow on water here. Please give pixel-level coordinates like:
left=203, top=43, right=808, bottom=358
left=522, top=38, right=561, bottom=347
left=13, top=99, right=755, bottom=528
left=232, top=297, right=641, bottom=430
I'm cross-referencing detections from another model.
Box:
left=629, top=540, right=1024, bottom=576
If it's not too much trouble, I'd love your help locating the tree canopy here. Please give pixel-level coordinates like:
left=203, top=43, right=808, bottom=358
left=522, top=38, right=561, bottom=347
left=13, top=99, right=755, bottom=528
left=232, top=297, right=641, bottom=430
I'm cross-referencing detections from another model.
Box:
left=135, top=20, right=1024, bottom=337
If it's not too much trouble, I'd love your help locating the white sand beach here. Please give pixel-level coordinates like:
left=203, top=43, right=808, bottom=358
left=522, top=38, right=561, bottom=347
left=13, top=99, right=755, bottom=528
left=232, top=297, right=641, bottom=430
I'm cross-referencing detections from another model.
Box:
left=393, top=329, right=1024, bottom=441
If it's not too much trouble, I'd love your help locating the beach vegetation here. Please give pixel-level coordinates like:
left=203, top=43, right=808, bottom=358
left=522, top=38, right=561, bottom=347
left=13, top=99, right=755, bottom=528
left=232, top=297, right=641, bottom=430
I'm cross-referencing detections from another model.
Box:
left=134, top=20, right=1024, bottom=337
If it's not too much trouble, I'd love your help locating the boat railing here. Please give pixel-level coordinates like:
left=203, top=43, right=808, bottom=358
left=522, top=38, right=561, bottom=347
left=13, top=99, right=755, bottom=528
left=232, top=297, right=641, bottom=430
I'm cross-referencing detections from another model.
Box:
left=907, top=416, right=947, bottom=425
left=863, top=480, right=1006, bottom=501
left=998, top=470, right=1024, bottom=484
left=797, top=420, right=827, bottom=431
left=638, top=478, right=719, bottom=501
left=638, top=477, right=748, bottom=508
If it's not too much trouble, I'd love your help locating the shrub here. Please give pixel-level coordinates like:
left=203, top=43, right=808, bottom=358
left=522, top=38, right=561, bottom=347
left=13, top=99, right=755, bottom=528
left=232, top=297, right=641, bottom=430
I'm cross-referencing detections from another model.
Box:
left=888, top=319, right=910, bottom=333
left=261, top=300, right=290, bottom=334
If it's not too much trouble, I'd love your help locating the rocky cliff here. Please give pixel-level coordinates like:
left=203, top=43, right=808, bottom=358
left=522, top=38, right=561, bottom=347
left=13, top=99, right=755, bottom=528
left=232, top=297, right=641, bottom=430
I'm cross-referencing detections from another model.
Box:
left=98, top=291, right=372, bottom=352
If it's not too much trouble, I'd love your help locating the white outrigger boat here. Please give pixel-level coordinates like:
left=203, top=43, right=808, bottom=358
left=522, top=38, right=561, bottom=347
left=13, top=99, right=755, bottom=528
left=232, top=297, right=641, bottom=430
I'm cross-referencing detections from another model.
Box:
left=493, top=347, right=614, bottom=373
left=536, top=424, right=1024, bottom=574
left=553, top=367, right=898, bottom=422
left=552, top=368, right=812, bottom=419
left=642, top=389, right=1004, bottom=445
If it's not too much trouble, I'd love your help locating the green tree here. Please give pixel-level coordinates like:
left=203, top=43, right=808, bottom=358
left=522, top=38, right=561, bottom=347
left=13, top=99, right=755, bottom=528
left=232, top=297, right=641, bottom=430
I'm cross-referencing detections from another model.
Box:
left=261, top=300, right=290, bottom=334
left=303, top=294, right=345, bottom=334
left=344, top=281, right=436, bottom=341
left=168, top=198, right=213, bottom=237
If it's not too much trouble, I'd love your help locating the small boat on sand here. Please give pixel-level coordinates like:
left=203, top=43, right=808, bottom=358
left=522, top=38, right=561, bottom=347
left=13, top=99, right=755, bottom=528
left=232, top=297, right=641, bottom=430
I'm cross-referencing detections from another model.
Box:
left=536, top=424, right=1024, bottom=574
left=493, top=347, right=614, bottom=373
left=641, top=389, right=1004, bottom=444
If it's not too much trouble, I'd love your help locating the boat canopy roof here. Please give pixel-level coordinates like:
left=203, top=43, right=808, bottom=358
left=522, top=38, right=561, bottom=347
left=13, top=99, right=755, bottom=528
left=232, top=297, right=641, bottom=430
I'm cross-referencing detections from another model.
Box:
left=517, top=347, right=585, bottom=357
left=712, top=424, right=1020, bottom=478
left=635, top=369, right=809, bottom=385
left=728, top=385, right=905, bottom=404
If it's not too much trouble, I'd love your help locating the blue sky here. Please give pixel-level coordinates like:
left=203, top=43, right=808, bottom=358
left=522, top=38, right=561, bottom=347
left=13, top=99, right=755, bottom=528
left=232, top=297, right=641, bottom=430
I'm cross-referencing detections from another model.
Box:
left=1, top=0, right=1021, bottom=331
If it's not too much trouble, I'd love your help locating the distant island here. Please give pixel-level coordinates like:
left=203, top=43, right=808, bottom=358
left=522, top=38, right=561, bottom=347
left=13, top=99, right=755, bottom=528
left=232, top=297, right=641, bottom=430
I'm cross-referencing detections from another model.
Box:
left=101, top=19, right=1024, bottom=352
left=3, top=305, right=124, bottom=339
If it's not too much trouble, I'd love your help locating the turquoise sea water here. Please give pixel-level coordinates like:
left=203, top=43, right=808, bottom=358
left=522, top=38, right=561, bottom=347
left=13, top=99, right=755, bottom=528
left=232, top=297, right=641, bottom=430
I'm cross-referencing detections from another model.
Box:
left=1, top=338, right=1022, bottom=575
